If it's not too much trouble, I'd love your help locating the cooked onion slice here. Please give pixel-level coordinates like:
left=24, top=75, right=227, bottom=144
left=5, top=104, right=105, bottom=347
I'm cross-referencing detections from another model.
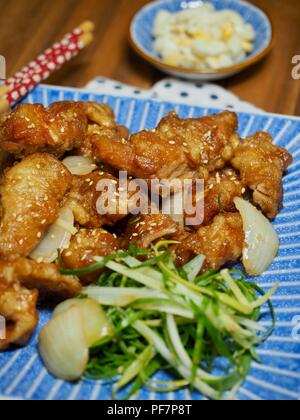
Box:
left=53, top=298, right=112, bottom=346
left=234, top=197, right=280, bottom=276
left=30, top=206, right=75, bottom=263
left=39, top=305, right=89, bottom=381
left=39, top=298, right=112, bottom=381
left=62, top=156, right=97, bottom=176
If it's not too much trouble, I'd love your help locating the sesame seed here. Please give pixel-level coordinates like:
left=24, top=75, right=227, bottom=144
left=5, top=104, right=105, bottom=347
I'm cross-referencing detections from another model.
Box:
left=65, top=251, right=72, bottom=257
left=37, top=232, right=42, bottom=239
left=169, top=141, right=176, bottom=145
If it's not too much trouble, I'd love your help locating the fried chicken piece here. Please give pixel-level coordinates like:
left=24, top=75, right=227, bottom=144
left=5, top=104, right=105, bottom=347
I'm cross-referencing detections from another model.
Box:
left=173, top=213, right=244, bottom=271
left=66, top=170, right=135, bottom=228
left=201, top=169, right=244, bottom=227
left=157, top=111, right=238, bottom=171
left=0, top=101, right=123, bottom=158
left=0, top=258, right=81, bottom=299
left=122, top=214, right=179, bottom=249
left=61, top=228, right=120, bottom=283
left=0, top=153, right=72, bottom=260
left=91, top=111, right=238, bottom=179
left=92, top=129, right=190, bottom=180
left=0, top=280, right=38, bottom=350
left=231, top=132, right=292, bottom=218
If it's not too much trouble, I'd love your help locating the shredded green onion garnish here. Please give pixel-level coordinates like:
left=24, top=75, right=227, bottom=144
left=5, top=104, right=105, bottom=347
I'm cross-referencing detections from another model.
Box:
left=59, top=242, right=277, bottom=400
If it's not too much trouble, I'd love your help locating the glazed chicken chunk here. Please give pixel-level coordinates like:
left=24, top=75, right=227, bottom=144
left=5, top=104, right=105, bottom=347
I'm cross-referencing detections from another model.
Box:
left=0, top=153, right=72, bottom=260
left=198, top=168, right=244, bottom=228
left=0, top=258, right=81, bottom=299
left=91, top=111, right=238, bottom=180
left=66, top=170, right=136, bottom=228
left=173, top=213, right=244, bottom=272
left=231, top=132, right=292, bottom=218
left=0, top=279, right=38, bottom=350
left=156, top=110, right=238, bottom=172
left=0, top=101, right=124, bottom=158
left=122, top=214, right=179, bottom=250
left=61, top=228, right=120, bottom=282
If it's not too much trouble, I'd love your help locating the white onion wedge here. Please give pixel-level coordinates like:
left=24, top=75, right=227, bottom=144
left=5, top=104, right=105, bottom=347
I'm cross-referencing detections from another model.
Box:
left=234, top=197, right=280, bottom=276
left=62, top=156, right=97, bottom=176
left=39, top=298, right=113, bottom=381
left=39, top=306, right=89, bottom=381
left=30, top=206, right=75, bottom=263
left=53, top=298, right=112, bottom=346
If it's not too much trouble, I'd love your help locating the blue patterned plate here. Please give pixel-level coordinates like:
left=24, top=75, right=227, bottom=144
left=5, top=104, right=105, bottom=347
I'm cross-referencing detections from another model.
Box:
left=0, top=84, right=300, bottom=400
left=129, top=0, right=274, bottom=81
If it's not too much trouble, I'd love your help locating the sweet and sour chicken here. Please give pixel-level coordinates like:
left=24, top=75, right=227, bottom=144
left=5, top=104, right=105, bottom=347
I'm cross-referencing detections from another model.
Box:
left=0, top=101, right=292, bottom=349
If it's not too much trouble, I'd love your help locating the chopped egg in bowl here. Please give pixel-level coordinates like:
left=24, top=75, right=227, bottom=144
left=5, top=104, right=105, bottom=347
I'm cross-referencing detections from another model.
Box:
left=129, top=0, right=273, bottom=80
left=153, top=4, right=255, bottom=71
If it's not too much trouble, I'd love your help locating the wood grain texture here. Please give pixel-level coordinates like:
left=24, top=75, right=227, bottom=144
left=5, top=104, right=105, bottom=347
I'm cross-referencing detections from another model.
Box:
left=0, top=0, right=299, bottom=115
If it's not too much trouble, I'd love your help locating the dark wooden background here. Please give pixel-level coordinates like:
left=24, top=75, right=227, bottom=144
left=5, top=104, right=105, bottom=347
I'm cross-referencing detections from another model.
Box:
left=0, top=0, right=299, bottom=115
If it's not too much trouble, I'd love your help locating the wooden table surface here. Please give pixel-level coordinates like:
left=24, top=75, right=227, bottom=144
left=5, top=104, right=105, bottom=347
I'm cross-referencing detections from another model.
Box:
left=0, top=0, right=299, bottom=115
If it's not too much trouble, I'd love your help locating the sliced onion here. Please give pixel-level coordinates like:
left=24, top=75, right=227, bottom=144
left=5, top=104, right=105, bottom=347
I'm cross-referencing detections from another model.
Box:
left=53, top=298, right=112, bottom=346
left=234, top=197, right=280, bottom=276
left=62, top=156, right=97, bottom=176
left=39, top=298, right=112, bottom=381
left=39, top=305, right=89, bottom=381
left=30, top=206, right=75, bottom=263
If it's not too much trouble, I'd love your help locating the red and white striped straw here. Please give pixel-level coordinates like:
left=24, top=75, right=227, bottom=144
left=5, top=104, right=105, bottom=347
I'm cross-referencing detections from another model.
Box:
left=0, top=21, right=94, bottom=112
